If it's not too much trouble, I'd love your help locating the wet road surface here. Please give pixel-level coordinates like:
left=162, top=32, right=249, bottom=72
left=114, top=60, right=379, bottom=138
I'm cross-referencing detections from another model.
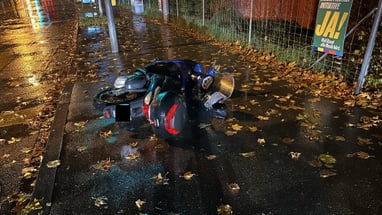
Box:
left=33, top=8, right=382, bottom=215
left=0, top=0, right=77, bottom=207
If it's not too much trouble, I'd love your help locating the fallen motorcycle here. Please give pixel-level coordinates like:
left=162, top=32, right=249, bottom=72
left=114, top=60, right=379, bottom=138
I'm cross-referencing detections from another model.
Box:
left=93, top=59, right=235, bottom=139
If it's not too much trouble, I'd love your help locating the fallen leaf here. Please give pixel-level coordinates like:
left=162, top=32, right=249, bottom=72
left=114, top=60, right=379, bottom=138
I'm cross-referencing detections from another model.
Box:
left=239, top=151, right=255, bottom=158
left=249, top=99, right=258, bottom=105
left=91, top=158, right=115, bottom=171
left=257, top=115, right=269, bottom=120
left=231, top=123, right=243, bottom=131
left=318, top=154, right=336, bottom=168
left=319, top=169, right=337, bottom=178
left=296, top=113, right=307, bottom=120
left=125, top=152, right=140, bottom=160
left=217, top=204, right=233, bottom=215
left=357, top=137, right=373, bottom=146
left=228, top=183, right=240, bottom=192
left=225, top=130, right=237, bottom=136
left=149, top=135, right=158, bottom=141
left=248, top=126, right=258, bottom=132
left=289, top=152, right=301, bottom=160
left=94, top=196, right=108, bottom=208
left=100, top=130, right=113, bottom=138
left=307, top=159, right=322, bottom=168
left=21, top=147, right=33, bottom=154
left=2, top=154, right=11, bottom=159
left=356, top=151, right=374, bottom=159
left=206, top=155, right=217, bottom=160
left=23, top=198, right=42, bottom=212
left=257, top=138, right=266, bottom=145
left=23, top=172, right=34, bottom=179
left=77, top=145, right=87, bottom=152
left=74, top=121, right=87, bottom=127
left=181, top=171, right=197, bottom=180
left=335, top=136, right=346, bottom=141
left=130, top=142, right=139, bottom=148
left=152, top=172, right=169, bottom=185
left=47, top=160, right=61, bottom=168
left=282, top=137, right=295, bottom=145
left=7, top=137, right=21, bottom=144
left=135, top=199, right=145, bottom=209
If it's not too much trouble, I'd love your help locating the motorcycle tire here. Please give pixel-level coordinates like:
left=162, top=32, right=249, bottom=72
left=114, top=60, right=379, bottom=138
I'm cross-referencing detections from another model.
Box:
left=93, top=87, right=145, bottom=111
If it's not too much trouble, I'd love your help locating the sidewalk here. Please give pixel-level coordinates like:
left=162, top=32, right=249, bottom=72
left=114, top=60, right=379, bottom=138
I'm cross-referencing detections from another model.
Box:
left=33, top=6, right=382, bottom=215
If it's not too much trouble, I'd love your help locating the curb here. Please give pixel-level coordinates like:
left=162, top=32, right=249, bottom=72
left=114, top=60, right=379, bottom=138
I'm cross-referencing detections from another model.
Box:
left=31, top=83, right=73, bottom=215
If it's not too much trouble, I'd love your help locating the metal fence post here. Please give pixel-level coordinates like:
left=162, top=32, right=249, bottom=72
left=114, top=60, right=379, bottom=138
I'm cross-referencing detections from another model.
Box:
left=248, top=0, right=253, bottom=44
left=98, top=0, right=104, bottom=16
left=355, top=0, right=382, bottom=94
left=162, top=0, right=169, bottom=22
left=105, top=0, right=119, bottom=53
left=202, top=0, right=205, bottom=26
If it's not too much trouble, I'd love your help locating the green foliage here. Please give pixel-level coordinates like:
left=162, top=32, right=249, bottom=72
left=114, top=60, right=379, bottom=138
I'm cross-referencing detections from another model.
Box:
left=79, top=16, right=108, bottom=27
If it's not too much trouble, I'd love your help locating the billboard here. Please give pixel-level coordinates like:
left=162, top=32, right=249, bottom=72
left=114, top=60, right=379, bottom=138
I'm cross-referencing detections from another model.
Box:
left=313, top=0, right=353, bottom=56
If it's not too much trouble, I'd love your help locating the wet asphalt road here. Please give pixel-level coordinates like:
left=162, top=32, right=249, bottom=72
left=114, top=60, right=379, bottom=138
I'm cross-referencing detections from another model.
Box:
left=38, top=7, right=382, bottom=215
left=0, top=0, right=77, bottom=208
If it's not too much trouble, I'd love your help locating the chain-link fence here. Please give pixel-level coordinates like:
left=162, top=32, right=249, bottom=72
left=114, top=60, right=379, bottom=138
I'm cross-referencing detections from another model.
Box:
left=126, top=0, right=381, bottom=89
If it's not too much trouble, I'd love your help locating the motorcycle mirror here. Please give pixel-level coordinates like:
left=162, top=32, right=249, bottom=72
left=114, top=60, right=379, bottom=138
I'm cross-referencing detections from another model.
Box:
left=206, top=60, right=217, bottom=76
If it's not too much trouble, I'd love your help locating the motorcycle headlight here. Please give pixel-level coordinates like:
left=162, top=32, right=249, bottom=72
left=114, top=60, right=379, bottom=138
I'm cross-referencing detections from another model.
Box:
left=114, top=76, right=128, bottom=88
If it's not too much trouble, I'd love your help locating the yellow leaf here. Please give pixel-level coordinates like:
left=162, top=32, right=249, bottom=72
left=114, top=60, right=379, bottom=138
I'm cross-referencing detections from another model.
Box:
left=257, top=115, right=269, bottom=120
left=206, top=155, right=217, bottom=160
left=335, top=136, right=346, bottom=141
left=307, top=159, right=322, bottom=168
left=152, top=172, right=169, bottom=185
left=47, top=160, right=61, bottom=168
left=356, top=151, right=374, bottom=159
left=181, top=171, right=197, bottom=180
left=318, top=154, right=336, bottom=165
left=249, top=99, right=258, bottom=105
left=287, top=61, right=296, bottom=68
left=94, top=196, right=108, bottom=207
left=74, top=121, right=87, bottom=127
left=248, top=126, right=258, bottom=132
left=135, top=199, right=145, bottom=209
left=357, top=137, right=373, bottom=145
left=289, top=152, right=301, bottom=160
left=100, top=130, right=113, bottom=138
left=231, top=123, right=243, bottom=131
left=225, top=130, right=237, bottom=136
left=125, top=152, right=140, bottom=160
left=319, top=169, right=337, bottom=178
left=257, top=138, right=266, bottom=145
left=228, top=183, right=240, bottom=192
left=239, top=151, right=255, bottom=158
left=130, top=141, right=139, bottom=148
left=217, top=204, right=233, bottom=215
left=7, top=137, right=21, bottom=144
left=77, top=146, right=87, bottom=152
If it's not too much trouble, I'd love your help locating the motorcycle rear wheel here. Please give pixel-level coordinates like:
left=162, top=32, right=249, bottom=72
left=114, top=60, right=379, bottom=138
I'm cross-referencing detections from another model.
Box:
left=93, top=88, right=144, bottom=110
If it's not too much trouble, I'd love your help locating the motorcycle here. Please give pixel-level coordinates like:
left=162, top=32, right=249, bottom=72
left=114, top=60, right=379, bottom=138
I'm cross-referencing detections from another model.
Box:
left=93, top=59, right=235, bottom=139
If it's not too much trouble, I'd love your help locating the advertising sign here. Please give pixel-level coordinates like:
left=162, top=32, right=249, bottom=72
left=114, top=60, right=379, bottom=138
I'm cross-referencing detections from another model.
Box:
left=313, top=0, right=353, bottom=56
